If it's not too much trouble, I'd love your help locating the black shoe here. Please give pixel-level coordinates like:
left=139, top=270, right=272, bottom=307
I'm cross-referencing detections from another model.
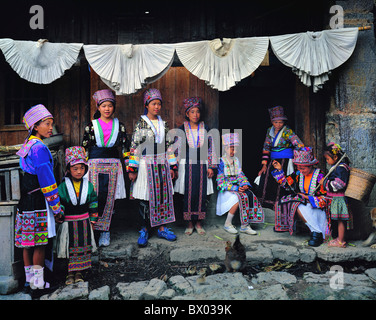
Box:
left=308, top=232, right=323, bottom=247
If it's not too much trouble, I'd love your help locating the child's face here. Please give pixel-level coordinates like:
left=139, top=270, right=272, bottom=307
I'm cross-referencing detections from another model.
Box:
left=296, top=164, right=314, bottom=176
left=69, top=164, right=86, bottom=181
left=272, top=120, right=284, bottom=132
left=98, top=101, right=115, bottom=119
left=324, top=153, right=337, bottom=166
left=226, top=146, right=236, bottom=157
left=186, top=107, right=200, bottom=124
left=146, top=99, right=162, bottom=117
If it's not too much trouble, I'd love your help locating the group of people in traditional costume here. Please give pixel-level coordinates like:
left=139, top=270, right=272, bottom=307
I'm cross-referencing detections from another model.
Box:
left=14, top=88, right=352, bottom=297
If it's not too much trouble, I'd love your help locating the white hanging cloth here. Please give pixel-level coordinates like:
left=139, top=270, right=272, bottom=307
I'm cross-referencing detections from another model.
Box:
left=269, top=28, right=359, bottom=92
left=0, top=38, right=83, bottom=84
left=175, top=37, right=269, bottom=91
left=83, top=43, right=175, bottom=95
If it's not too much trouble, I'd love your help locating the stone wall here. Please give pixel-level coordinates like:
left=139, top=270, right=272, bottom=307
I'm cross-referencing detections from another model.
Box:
left=326, top=0, right=376, bottom=208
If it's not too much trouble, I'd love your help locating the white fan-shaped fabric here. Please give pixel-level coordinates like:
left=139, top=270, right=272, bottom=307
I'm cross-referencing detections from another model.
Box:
left=0, top=38, right=83, bottom=84
left=175, top=37, right=269, bottom=91
left=270, top=28, right=358, bottom=92
left=83, top=43, right=175, bottom=95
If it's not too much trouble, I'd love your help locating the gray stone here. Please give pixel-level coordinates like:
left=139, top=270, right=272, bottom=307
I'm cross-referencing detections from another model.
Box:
left=170, top=247, right=224, bottom=262
left=269, top=244, right=300, bottom=262
left=40, top=281, right=89, bottom=300
left=160, top=289, right=176, bottom=299
left=168, top=275, right=194, bottom=295
left=88, top=285, right=110, bottom=300
left=252, top=271, right=297, bottom=285
left=116, top=281, right=149, bottom=300
left=141, top=278, right=167, bottom=300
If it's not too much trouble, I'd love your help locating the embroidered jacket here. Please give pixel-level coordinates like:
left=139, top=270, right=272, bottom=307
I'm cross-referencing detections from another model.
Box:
left=82, top=118, right=128, bottom=159
left=58, top=177, right=98, bottom=222
left=262, top=126, right=304, bottom=164
left=272, top=168, right=327, bottom=209
left=17, top=136, right=61, bottom=216
left=174, top=121, right=218, bottom=169
left=217, top=156, right=251, bottom=192
left=127, top=116, right=178, bottom=173
left=323, top=162, right=350, bottom=197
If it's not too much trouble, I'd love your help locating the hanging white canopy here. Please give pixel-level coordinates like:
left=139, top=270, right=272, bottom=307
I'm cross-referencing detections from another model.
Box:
left=83, top=43, right=175, bottom=95
left=270, top=27, right=359, bottom=92
left=0, top=38, right=83, bottom=84
left=175, top=37, right=269, bottom=91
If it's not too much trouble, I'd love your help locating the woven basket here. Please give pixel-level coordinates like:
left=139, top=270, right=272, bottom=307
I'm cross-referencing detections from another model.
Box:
left=345, top=168, right=376, bottom=202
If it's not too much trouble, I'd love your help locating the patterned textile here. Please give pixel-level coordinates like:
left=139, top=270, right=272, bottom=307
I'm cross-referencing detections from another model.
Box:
left=272, top=168, right=328, bottom=234
left=65, top=146, right=87, bottom=168
left=58, top=178, right=98, bottom=272
left=145, top=153, right=175, bottom=227
left=261, top=126, right=304, bottom=164
left=15, top=173, right=50, bottom=248
left=236, top=190, right=264, bottom=225
left=144, top=88, right=162, bottom=106
left=88, top=158, right=121, bottom=231
left=222, top=133, right=240, bottom=147
left=216, top=157, right=264, bottom=224
left=292, top=147, right=318, bottom=166
left=174, top=122, right=217, bottom=221
left=17, top=136, right=61, bottom=216
left=22, top=104, right=53, bottom=131
left=183, top=97, right=203, bottom=113
left=324, top=163, right=350, bottom=197
left=268, top=106, right=287, bottom=121
left=92, top=89, right=116, bottom=107
left=326, top=197, right=353, bottom=230
left=127, top=116, right=177, bottom=173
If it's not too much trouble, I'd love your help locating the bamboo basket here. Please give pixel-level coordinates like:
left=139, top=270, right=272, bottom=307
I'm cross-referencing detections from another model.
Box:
left=345, top=168, right=376, bottom=202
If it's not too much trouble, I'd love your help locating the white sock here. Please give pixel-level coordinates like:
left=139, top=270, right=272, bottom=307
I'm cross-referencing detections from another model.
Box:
left=24, top=265, right=33, bottom=283
left=225, top=213, right=235, bottom=226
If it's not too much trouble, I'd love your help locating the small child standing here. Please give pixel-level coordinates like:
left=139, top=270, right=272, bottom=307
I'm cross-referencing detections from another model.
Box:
left=216, top=133, right=264, bottom=234
left=56, top=147, right=98, bottom=284
left=320, top=143, right=352, bottom=248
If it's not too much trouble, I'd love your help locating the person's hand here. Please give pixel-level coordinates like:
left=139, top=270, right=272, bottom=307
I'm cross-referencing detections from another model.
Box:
left=298, top=193, right=309, bottom=200
left=128, top=172, right=138, bottom=182
left=272, top=160, right=282, bottom=171
left=55, top=213, right=63, bottom=224
left=170, top=169, right=177, bottom=180
left=239, top=185, right=249, bottom=193
left=207, top=168, right=214, bottom=179
left=258, top=164, right=267, bottom=176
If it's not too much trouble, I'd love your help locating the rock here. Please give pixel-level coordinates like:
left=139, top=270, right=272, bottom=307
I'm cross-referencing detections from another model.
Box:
left=116, top=281, right=149, bottom=300
left=40, top=281, right=89, bottom=300
left=160, top=289, right=176, bottom=299
left=252, top=271, right=297, bottom=285
left=170, top=247, right=224, bottom=262
left=89, top=285, right=110, bottom=300
left=141, top=278, right=167, bottom=300
left=168, top=275, right=194, bottom=295
left=247, top=244, right=273, bottom=265
left=269, top=244, right=300, bottom=262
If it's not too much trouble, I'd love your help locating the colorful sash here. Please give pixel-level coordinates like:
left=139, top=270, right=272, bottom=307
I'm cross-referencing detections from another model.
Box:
left=234, top=190, right=264, bottom=226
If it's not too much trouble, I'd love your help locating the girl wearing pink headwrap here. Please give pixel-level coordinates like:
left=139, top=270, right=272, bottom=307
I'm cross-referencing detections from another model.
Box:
left=82, top=89, right=128, bottom=247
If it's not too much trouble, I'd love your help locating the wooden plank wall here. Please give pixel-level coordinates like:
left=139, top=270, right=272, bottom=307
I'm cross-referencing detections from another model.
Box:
left=90, top=67, right=219, bottom=135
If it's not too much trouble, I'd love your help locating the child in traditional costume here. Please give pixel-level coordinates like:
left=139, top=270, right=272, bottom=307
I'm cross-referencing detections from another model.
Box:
left=15, top=104, right=63, bottom=296
left=127, top=88, right=178, bottom=247
left=82, top=89, right=128, bottom=247
left=216, top=133, right=264, bottom=235
left=272, top=147, right=328, bottom=247
left=258, top=106, right=304, bottom=208
left=57, top=146, right=98, bottom=285
left=320, top=143, right=352, bottom=248
left=174, top=97, right=217, bottom=235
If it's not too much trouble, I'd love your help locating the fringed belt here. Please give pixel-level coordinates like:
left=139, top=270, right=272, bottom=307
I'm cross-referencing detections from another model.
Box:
left=64, top=212, right=90, bottom=221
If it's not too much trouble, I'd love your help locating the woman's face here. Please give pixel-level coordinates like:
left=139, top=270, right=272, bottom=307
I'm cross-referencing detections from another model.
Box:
left=98, top=101, right=115, bottom=119
left=272, top=120, right=284, bottom=132
left=34, top=118, right=54, bottom=139
left=226, top=146, right=236, bottom=158
left=146, top=99, right=162, bottom=117
left=324, top=153, right=337, bottom=166
left=186, top=107, right=200, bottom=124
left=69, top=163, right=86, bottom=181
left=296, top=164, right=314, bottom=176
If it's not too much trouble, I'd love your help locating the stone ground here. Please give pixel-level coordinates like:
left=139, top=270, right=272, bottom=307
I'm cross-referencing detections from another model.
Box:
left=2, top=208, right=376, bottom=302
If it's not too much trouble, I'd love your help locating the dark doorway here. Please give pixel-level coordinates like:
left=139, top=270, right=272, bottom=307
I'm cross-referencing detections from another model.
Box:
left=219, top=61, right=297, bottom=183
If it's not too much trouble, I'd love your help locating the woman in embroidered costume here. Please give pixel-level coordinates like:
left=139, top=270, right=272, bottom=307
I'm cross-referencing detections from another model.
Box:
left=272, top=147, right=328, bottom=247
left=128, top=88, right=178, bottom=247
left=174, top=97, right=217, bottom=235
left=257, top=106, right=304, bottom=208
left=15, top=104, right=63, bottom=296
left=56, top=146, right=98, bottom=285
left=82, top=89, right=128, bottom=247
left=216, top=133, right=264, bottom=235
left=319, top=143, right=352, bottom=248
